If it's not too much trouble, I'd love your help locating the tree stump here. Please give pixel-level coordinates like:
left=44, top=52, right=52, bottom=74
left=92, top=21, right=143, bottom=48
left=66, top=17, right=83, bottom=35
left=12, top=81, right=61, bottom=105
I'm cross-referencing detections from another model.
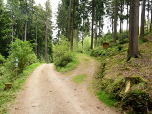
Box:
left=4, top=83, right=12, bottom=90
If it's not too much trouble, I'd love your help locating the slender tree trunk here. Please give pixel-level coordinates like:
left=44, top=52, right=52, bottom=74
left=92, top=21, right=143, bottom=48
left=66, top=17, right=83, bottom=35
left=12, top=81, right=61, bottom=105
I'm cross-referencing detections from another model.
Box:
left=76, top=25, right=78, bottom=51
left=99, top=21, right=100, bottom=38
left=147, top=0, right=149, bottom=33
left=112, top=18, right=113, bottom=35
left=140, top=0, right=145, bottom=38
left=95, top=19, right=97, bottom=48
left=119, top=0, right=122, bottom=42
left=127, top=0, right=140, bottom=61
left=24, top=1, right=27, bottom=41
left=38, top=39, right=40, bottom=59
left=113, top=0, right=117, bottom=43
left=82, top=18, right=84, bottom=52
left=91, top=0, right=94, bottom=49
left=68, top=0, right=72, bottom=41
left=45, top=20, right=48, bottom=63
left=71, top=0, right=75, bottom=50
left=12, top=13, right=14, bottom=42
left=35, top=24, right=37, bottom=56
left=82, top=35, right=83, bottom=52
left=151, top=1, right=152, bottom=32
left=127, top=4, right=128, bottom=30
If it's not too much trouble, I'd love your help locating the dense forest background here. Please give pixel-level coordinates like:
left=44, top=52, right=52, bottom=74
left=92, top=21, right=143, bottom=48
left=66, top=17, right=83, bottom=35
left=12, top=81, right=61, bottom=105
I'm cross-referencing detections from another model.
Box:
left=0, top=0, right=53, bottom=63
left=1, top=0, right=152, bottom=62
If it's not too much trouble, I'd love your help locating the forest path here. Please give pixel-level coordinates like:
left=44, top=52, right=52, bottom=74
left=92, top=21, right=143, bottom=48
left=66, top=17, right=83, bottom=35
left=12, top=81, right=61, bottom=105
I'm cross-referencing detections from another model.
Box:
left=9, top=55, right=120, bottom=114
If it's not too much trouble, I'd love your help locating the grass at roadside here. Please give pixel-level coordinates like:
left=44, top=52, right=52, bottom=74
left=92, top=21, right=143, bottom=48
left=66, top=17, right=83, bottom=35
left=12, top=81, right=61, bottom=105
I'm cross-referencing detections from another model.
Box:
left=0, top=62, right=44, bottom=114
left=72, top=74, right=87, bottom=83
left=97, top=91, right=117, bottom=107
left=56, top=53, right=79, bottom=73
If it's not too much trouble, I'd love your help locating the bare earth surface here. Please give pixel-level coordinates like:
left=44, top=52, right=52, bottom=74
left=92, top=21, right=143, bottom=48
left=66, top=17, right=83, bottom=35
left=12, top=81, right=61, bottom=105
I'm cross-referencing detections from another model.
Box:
left=9, top=55, right=120, bottom=114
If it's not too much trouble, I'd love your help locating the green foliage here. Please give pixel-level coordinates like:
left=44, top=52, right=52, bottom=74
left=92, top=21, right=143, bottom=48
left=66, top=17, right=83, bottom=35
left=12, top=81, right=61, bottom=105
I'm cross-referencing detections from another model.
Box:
left=83, top=36, right=91, bottom=53
left=5, top=38, right=38, bottom=75
left=0, top=66, right=5, bottom=76
left=138, top=37, right=148, bottom=44
left=102, top=32, right=113, bottom=43
left=97, top=91, right=117, bottom=107
left=0, top=54, right=5, bottom=64
left=54, top=35, right=74, bottom=69
left=72, top=74, right=87, bottom=83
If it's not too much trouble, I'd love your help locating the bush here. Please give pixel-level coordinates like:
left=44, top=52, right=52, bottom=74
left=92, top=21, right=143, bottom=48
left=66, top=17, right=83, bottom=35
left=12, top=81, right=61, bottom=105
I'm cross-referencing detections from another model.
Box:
left=5, top=38, right=38, bottom=74
left=53, top=35, right=74, bottom=68
left=0, top=54, right=5, bottom=64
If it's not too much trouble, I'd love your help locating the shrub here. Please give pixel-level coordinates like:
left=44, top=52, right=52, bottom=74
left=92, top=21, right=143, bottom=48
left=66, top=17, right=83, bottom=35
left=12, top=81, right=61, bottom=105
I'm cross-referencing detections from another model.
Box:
left=5, top=38, right=38, bottom=74
left=0, top=54, right=5, bottom=64
left=53, top=35, right=74, bottom=68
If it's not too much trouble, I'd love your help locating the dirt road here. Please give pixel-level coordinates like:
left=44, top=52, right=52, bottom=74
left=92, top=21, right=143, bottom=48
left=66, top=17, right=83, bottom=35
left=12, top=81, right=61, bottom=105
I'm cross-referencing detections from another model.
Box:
left=9, top=57, right=120, bottom=114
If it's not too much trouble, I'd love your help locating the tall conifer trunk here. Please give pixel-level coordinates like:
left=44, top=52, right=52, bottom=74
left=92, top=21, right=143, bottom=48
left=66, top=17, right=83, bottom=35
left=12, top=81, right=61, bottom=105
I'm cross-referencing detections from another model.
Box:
left=71, top=0, right=75, bottom=50
left=35, top=24, right=37, bottom=56
left=12, top=13, right=14, bottom=42
left=151, top=1, right=152, bottom=32
left=24, top=0, right=27, bottom=41
left=91, top=0, right=94, bottom=49
left=127, top=0, right=140, bottom=61
left=68, top=0, right=72, bottom=41
left=45, top=19, right=48, bottom=63
left=140, top=0, right=145, bottom=38
left=113, top=0, right=117, bottom=43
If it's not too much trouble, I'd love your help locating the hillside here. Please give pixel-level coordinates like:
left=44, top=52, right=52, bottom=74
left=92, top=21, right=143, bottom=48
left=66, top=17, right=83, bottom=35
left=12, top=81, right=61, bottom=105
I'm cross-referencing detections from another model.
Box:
left=90, top=33, right=152, bottom=114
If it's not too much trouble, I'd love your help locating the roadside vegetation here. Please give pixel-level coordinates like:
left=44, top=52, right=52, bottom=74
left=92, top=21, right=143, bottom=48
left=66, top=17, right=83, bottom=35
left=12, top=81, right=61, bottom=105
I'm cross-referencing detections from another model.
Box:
left=53, top=35, right=79, bottom=72
left=90, top=32, right=152, bottom=114
left=0, top=39, right=44, bottom=113
left=72, top=74, right=87, bottom=84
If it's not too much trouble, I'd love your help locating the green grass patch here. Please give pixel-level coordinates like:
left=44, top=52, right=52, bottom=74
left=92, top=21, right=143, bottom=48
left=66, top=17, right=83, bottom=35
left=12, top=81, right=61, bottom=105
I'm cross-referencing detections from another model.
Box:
left=97, top=90, right=117, bottom=107
left=72, top=74, right=87, bottom=83
left=0, top=62, right=44, bottom=114
left=81, top=57, right=90, bottom=62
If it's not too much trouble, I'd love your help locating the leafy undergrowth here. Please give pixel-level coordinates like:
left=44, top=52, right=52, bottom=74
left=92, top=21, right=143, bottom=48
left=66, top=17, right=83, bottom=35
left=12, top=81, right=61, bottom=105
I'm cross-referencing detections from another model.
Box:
left=97, top=91, right=117, bottom=107
left=91, top=33, right=152, bottom=114
left=72, top=74, right=87, bottom=84
left=0, top=62, right=44, bottom=114
left=55, top=53, right=79, bottom=73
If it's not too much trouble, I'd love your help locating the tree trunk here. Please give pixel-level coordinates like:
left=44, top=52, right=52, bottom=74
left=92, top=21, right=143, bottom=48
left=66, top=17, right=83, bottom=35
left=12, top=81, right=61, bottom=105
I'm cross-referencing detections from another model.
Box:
left=12, top=13, right=14, bottom=42
left=150, top=1, right=152, bottom=32
left=95, top=19, right=97, bottom=48
left=119, top=0, right=122, bottom=42
left=24, top=1, right=27, bottom=41
left=35, top=24, right=37, bottom=56
left=147, top=0, right=149, bottom=33
left=112, top=18, right=113, bottom=35
left=38, top=39, right=40, bottom=59
left=45, top=20, right=48, bottom=63
left=113, top=0, right=117, bottom=43
left=127, top=4, right=128, bottom=30
left=76, top=25, right=78, bottom=51
left=99, top=21, right=100, bottom=38
left=71, top=0, right=75, bottom=50
left=68, top=0, right=72, bottom=41
left=140, top=0, right=145, bottom=38
left=127, top=0, right=140, bottom=61
left=91, top=0, right=94, bottom=49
